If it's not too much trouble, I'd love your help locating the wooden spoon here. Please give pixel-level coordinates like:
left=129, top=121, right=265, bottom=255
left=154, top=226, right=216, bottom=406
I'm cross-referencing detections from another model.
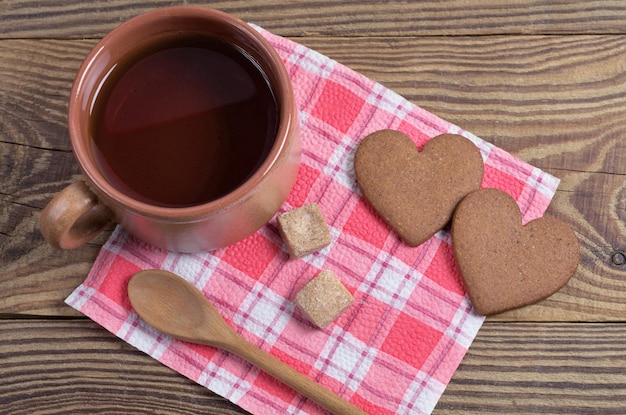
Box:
left=127, top=270, right=368, bottom=415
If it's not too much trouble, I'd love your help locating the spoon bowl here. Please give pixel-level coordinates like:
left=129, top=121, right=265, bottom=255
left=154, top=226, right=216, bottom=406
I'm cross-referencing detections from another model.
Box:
left=127, top=269, right=367, bottom=415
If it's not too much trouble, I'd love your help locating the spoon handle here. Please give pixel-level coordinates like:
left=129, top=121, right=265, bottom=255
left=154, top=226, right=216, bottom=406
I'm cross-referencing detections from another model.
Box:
left=223, top=332, right=368, bottom=415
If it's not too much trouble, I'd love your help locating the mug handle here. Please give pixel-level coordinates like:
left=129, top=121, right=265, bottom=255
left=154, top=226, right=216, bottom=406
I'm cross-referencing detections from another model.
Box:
left=40, top=181, right=114, bottom=249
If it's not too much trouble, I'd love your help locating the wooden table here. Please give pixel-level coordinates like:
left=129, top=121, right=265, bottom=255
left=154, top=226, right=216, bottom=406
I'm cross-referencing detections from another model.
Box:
left=2, top=1, right=625, bottom=413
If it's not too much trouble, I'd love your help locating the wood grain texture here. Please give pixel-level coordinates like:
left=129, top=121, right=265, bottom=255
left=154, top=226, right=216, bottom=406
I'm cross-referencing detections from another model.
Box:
left=1, top=1, right=626, bottom=414
left=0, top=38, right=109, bottom=316
left=299, top=34, right=626, bottom=172
left=2, top=319, right=625, bottom=415
left=3, top=0, right=626, bottom=38
left=0, top=319, right=249, bottom=415
left=435, top=322, right=626, bottom=415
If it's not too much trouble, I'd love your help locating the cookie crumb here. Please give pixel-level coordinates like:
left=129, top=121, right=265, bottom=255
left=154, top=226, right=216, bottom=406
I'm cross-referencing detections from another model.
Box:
left=295, top=270, right=354, bottom=329
left=277, top=203, right=331, bottom=258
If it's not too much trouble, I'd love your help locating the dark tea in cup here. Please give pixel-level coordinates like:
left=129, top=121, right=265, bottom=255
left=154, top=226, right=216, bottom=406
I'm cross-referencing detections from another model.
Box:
left=90, top=35, right=279, bottom=208
left=41, top=7, right=300, bottom=252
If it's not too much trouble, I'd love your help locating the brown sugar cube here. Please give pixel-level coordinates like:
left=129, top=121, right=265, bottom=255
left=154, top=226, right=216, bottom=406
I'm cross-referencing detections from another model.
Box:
left=295, top=270, right=354, bottom=329
left=277, top=203, right=331, bottom=258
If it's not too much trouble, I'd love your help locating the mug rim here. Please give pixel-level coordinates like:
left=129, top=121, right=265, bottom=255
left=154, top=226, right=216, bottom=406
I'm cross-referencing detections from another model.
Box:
left=68, top=6, right=296, bottom=221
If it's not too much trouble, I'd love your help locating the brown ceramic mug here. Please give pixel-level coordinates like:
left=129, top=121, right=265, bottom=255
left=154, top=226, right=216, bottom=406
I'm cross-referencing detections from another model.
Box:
left=40, top=6, right=300, bottom=252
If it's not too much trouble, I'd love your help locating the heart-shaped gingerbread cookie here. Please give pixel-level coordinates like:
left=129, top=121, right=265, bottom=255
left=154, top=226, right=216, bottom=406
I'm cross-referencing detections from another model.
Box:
left=451, top=188, right=579, bottom=315
left=354, top=130, right=484, bottom=246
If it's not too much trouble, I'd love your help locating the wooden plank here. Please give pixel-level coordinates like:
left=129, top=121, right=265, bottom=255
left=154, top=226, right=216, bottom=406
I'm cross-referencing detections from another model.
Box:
left=2, top=319, right=625, bottom=414
left=298, top=34, right=626, bottom=176
left=436, top=322, right=626, bottom=414
left=1, top=34, right=623, bottom=320
left=3, top=0, right=626, bottom=38
left=0, top=39, right=109, bottom=316
left=0, top=319, right=248, bottom=414
left=5, top=35, right=625, bottom=168
left=0, top=39, right=90, bottom=150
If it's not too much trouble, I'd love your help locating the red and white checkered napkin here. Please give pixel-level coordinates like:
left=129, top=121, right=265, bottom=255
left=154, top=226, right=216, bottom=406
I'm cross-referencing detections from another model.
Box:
left=66, top=27, right=559, bottom=415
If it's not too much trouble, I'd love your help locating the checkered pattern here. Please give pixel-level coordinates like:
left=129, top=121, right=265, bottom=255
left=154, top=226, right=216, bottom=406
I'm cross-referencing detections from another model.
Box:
left=66, top=26, right=560, bottom=415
